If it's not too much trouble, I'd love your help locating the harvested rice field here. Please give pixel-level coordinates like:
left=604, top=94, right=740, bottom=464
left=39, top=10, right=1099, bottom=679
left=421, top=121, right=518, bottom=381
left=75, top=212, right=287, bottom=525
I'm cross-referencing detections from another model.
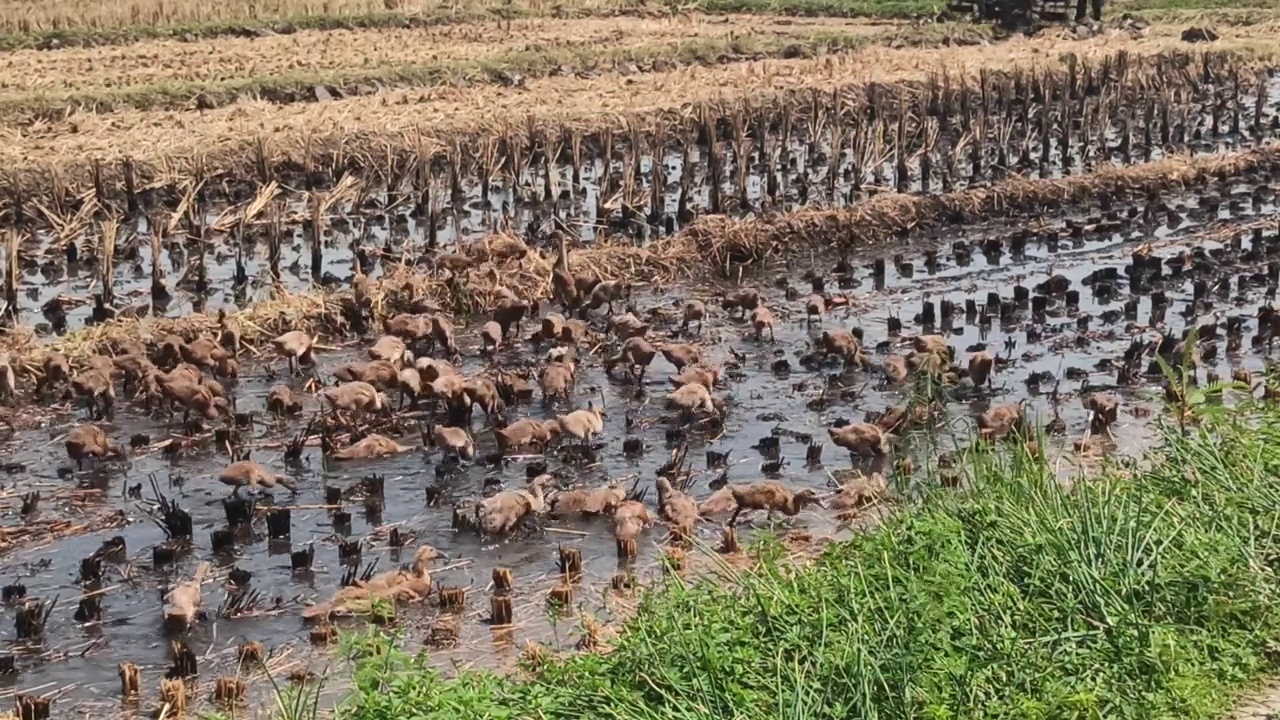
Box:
left=4, top=157, right=1279, bottom=712
left=2, top=5, right=1280, bottom=719
left=0, top=0, right=656, bottom=41
left=0, top=14, right=900, bottom=117
left=1, top=20, right=1277, bottom=197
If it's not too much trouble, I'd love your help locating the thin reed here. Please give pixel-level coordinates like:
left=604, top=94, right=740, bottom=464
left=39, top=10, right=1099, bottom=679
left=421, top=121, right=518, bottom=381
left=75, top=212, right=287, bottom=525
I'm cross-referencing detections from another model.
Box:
left=2, top=231, right=17, bottom=322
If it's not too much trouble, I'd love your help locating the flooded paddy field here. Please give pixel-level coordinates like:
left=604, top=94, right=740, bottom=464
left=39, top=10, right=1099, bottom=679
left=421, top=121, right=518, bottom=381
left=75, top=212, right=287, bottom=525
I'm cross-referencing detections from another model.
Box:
left=8, top=62, right=1279, bottom=336
left=0, top=47, right=1279, bottom=717
left=0, top=157, right=1278, bottom=714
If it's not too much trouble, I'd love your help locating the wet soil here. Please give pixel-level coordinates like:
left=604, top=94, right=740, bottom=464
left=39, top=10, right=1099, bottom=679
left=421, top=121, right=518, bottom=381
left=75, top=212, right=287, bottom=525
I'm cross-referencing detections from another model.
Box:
left=2, top=151, right=1280, bottom=714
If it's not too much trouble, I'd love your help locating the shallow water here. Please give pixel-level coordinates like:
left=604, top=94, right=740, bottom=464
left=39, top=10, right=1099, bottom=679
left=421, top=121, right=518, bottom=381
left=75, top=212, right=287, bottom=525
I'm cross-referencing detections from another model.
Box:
left=10, top=69, right=1279, bottom=336
left=2, top=161, right=1280, bottom=715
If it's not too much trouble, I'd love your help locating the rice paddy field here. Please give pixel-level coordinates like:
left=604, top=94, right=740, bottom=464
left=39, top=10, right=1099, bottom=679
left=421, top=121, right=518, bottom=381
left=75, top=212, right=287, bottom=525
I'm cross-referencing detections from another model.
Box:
left=2, top=0, right=1280, bottom=718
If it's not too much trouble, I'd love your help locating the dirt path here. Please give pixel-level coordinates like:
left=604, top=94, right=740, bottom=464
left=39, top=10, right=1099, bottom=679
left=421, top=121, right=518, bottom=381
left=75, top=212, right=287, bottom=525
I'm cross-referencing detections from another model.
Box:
left=1, top=22, right=1275, bottom=179
left=1236, top=686, right=1280, bottom=719
left=0, top=14, right=889, bottom=99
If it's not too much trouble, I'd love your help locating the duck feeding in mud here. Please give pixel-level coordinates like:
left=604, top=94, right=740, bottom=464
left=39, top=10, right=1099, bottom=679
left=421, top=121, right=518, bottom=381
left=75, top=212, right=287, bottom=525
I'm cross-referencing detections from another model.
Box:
left=219, top=461, right=295, bottom=496
left=699, top=481, right=825, bottom=528
left=476, top=475, right=553, bottom=537
left=425, top=424, right=476, bottom=461
left=272, top=331, right=316, bottom=376
left=329, top=433, right=415, bottom=460
left=0, top=352, right=16, bottom=401
left=556, top=403, right=605, bottom=446
left=319, top=381, right=389, bottom=415
left=64, top=424, right=125, bottom=469
left=303, top=546, right=446, bottom=621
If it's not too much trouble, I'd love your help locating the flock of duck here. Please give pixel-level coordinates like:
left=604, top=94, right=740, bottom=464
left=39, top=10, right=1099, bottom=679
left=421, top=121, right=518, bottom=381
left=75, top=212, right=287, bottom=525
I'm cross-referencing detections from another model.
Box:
left=17, top=210, right=1280, bottom=650
left=3, top=260, right=1058, bottom=629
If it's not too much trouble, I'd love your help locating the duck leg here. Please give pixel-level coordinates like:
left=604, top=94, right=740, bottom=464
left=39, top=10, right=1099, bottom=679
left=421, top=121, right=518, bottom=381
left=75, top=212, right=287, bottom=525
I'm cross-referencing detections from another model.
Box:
left=728, top=506, right=743, bottom=527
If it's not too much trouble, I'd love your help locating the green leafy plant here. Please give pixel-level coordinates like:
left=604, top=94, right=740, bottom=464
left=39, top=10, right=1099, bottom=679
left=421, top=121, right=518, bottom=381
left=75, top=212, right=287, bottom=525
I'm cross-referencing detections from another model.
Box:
left=1153, top=328, right=1248, bottom=431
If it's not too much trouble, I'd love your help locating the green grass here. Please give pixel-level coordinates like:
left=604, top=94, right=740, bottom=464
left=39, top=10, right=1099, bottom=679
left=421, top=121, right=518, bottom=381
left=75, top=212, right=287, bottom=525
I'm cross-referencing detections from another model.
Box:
left=333, top=400, right=1280, bottom=720
left=0, top=26, right=982, bottom=119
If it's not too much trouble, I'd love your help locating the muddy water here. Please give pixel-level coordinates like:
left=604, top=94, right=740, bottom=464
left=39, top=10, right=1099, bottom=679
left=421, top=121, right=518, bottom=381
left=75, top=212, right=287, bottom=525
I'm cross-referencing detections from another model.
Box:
left=4, top=177, right=1280, bottom=712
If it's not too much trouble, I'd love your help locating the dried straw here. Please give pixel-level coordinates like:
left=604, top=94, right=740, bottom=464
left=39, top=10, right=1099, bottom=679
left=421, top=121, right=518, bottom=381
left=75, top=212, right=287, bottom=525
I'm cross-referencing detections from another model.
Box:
left=1, top=45, right=1271, bottom=214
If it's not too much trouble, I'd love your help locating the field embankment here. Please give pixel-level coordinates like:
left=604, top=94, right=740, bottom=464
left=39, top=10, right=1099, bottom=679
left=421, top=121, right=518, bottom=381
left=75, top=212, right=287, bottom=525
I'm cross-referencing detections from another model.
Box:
left=339, top=401, right=1280, bottom=719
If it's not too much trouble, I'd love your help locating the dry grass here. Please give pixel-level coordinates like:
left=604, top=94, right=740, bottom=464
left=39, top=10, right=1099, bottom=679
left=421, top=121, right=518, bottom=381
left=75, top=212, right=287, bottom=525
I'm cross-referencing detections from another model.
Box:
left=0, top=15, right=883, bottom=99
left=2, top=21, right=1276, bottom=196
left=0, top=0, right=647, bottom=35
left=3, top=141, right=1276, bottom=372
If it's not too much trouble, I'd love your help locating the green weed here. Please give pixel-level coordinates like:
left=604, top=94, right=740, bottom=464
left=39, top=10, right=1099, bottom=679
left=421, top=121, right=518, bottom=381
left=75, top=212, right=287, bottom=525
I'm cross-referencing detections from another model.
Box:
left=337, top=400, right=1280, bottom=720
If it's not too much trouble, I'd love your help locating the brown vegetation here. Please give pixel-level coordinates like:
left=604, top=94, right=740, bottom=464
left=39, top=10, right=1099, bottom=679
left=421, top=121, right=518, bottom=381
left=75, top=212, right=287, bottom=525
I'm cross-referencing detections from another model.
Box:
left=5, top=33, right=1272, bottom=200
left=0, top=16, right=871, bottom=106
